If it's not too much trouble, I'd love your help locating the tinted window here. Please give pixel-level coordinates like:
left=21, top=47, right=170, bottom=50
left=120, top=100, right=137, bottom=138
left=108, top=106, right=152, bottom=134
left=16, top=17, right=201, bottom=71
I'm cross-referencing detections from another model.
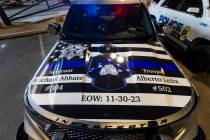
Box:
left=153, top=0, right=161, bottom=4
left=162, top=0, right=181, bottom=10
left=178, top=0, right=203, bottom=16
left=62, top=4, right=156, bottom=42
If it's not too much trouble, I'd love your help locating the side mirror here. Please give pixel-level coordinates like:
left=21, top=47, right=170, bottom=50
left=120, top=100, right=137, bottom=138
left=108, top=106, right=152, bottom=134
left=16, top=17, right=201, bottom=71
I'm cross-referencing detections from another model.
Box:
left=48, top=23, right=62, bottom=35
left=151, top=15, right=157, bottom=26
left=150, top=15, right=167, bottom=34
left=150, top=15, right=161, bottom=32
left=186, top=7, right=200, bottom=15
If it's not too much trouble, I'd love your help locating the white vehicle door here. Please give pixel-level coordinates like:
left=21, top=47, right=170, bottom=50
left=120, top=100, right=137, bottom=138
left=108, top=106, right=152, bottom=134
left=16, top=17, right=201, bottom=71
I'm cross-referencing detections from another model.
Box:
left=178, top=0, right=210, bottom=45
left=157, top=0, right=208, bottom=50
left=156, top=0, right=187, bottom=48
left=149, top=0, right=165, bottom=22
left=176, top=0, right=210, bottom=44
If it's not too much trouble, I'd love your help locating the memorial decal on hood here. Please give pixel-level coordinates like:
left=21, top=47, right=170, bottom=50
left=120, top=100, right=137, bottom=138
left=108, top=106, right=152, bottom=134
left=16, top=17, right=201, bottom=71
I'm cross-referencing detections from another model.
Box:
left=28, top=42, right=194, bottom=126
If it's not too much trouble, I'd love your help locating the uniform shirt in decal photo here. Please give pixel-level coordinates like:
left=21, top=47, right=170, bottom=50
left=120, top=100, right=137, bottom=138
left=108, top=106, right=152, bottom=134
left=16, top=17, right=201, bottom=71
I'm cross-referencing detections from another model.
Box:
left=87, top=54, right=132, bottom=91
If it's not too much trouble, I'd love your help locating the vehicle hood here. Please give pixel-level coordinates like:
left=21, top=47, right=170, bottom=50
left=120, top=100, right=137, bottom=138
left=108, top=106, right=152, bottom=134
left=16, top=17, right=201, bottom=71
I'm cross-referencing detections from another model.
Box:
left=26, top=41, right=195, bottom=128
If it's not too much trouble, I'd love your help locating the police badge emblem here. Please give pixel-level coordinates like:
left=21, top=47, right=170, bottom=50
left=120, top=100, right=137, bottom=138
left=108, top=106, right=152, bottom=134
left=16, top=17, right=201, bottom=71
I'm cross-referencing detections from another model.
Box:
left=87, top=53, right=132, bottom=91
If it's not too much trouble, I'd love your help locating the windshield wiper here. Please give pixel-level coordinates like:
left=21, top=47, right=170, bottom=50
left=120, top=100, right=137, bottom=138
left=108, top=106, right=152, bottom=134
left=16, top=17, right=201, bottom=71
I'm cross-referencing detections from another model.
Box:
left=110, top=40, right=127, bottom=43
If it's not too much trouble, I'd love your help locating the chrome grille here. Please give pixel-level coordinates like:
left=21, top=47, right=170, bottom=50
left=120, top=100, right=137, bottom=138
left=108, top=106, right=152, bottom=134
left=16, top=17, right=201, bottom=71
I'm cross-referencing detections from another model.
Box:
left=26, top=108, right=156, bottom=140
left=47, top=126, right=152, bottom=140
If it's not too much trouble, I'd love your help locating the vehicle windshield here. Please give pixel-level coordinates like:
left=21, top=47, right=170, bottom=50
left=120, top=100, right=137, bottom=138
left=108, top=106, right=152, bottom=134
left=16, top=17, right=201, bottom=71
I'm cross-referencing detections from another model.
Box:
left=62, top=4, right=156, bottom=43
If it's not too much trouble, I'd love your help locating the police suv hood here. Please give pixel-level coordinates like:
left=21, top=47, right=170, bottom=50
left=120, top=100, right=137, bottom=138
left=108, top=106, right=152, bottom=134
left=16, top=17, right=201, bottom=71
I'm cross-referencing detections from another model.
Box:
left=26, top=41, right=195, bottom=128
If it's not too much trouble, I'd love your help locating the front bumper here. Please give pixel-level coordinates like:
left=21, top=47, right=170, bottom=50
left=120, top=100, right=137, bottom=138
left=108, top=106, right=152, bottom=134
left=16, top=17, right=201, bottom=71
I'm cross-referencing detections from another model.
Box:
left=23, top=104, right=198, bottom=140
left=24, top=111, right=50, bottom=140
left=23, top=84, right=199, bottom=140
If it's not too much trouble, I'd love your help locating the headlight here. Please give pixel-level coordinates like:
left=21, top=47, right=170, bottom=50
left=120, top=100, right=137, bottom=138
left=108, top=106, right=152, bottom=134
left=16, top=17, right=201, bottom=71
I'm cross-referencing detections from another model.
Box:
left=24, top=94, right=53, bottom=134
left=158, top=100, right=198, bottom=140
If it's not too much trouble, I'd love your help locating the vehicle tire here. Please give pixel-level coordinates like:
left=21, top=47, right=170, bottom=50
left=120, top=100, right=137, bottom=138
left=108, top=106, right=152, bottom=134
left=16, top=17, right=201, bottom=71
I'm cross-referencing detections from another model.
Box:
left=187, top=45, right=210, bottom=73
left=194, top=126, right=206, bottom=140
left=16, top=122, right=29, bottom=140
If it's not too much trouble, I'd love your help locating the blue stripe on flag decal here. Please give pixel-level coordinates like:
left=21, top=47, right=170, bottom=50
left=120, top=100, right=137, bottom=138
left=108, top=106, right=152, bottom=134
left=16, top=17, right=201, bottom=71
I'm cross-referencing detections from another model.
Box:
left=48, top=60, right=179, bottom=72
left=49, top=60, right=85, bottom=69
left=128, top=61, right=179, bottom=72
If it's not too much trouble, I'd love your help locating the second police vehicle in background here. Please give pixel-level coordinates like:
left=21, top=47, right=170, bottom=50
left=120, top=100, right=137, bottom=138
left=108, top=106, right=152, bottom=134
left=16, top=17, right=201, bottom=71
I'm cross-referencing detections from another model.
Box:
left=17, top=0, right=205, bottom=139
left=150, top=0, right=210, bottom=73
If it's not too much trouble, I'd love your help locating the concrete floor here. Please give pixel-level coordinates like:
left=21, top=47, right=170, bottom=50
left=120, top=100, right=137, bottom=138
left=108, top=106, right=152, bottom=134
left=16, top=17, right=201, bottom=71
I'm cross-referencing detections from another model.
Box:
left=0, top=34, right=58, bottom=140
left=0, top=34, right=209, bottom=140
